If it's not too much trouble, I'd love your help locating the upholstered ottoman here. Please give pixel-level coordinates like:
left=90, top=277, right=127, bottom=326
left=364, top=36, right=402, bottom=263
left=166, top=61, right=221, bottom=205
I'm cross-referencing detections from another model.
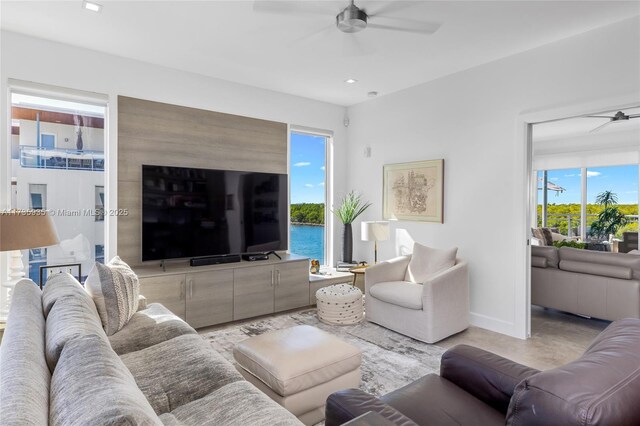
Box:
left=316, top=284, right=363, bottom=325
left=233, top=325, right=361, bottom=425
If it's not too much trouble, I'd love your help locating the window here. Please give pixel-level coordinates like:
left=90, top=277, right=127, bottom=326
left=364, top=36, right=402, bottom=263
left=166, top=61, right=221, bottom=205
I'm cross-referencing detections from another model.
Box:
left=95, top=244, right=105, bottom=264
left=289, top=131, right=329, bottom=265
left=29, top=184, right=47, bottom=210
left=11, top=90, right=106, bottom=283
left=536, top=165, right=639, bottom=240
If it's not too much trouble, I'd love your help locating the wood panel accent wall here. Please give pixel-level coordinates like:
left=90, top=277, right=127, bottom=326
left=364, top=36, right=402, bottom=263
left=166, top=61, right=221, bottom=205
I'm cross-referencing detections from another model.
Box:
left=117, top=96, right=287, bottom=265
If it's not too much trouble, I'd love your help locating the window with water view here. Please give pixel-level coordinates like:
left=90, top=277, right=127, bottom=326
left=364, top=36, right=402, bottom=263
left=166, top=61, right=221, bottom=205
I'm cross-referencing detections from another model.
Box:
left=290, top=132, right=327, bottom=264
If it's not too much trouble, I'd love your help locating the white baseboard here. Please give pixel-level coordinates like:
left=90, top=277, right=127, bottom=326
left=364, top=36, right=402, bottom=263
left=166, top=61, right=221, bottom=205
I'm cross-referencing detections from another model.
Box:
left=469, top=312, right=526, bottom=340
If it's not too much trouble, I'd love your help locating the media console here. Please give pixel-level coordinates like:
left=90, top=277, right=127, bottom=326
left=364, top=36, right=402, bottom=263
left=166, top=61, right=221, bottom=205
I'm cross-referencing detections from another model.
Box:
left=133, top=253, right=310, bottom=329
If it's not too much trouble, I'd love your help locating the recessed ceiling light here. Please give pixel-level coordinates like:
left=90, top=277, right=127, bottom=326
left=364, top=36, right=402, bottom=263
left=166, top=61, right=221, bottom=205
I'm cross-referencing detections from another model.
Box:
left=83, top=1, right=102, bottom=13
left=344, top=78, right=358, bottom=84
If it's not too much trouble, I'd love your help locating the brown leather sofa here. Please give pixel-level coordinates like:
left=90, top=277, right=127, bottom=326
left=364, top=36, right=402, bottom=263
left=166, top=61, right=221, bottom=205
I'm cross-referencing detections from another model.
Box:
left=325, top=318, right=640, bottom=425
left=532, top=246, right=640, bottom=320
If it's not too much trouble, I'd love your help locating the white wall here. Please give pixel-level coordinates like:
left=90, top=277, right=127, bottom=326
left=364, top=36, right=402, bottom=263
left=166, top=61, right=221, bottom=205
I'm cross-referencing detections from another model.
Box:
left=346, top=17, right=640, bottom=338
left=0, top=30, right=348, bottom=266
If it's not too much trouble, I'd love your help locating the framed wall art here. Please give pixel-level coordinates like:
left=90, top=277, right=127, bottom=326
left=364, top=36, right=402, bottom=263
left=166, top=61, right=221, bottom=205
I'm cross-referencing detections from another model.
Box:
left=383, top=159, right=444, bottom=223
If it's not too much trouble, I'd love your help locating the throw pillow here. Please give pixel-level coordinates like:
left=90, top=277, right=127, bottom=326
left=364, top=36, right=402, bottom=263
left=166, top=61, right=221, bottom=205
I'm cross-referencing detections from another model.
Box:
left=85, top=256, right=140, bottom=336
left=404, top=242, right=458, bottom=283
left=531, top=228, right=546, bottom=246
left=540, top=228, right=554, bottom=246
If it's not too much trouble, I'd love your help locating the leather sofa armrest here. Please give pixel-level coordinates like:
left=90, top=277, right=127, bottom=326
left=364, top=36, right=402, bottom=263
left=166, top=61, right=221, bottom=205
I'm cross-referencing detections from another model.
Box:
left=440, top=345, right=540, bottom=414
left=137, top=294, right=147, bottom=311
left=326, top=389, right=419, bottom=426
left=365, top=256, right=411, bottom=294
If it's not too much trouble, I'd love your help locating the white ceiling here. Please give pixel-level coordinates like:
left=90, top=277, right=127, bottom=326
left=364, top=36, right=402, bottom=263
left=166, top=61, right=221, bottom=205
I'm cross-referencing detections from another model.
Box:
left=1, top=1, right=639, bottom=106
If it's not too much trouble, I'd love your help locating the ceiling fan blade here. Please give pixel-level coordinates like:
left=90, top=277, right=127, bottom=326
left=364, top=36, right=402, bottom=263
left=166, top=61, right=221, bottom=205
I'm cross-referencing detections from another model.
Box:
left=252, top=1, right=336, bottom=16
left=366, top=1, right=416, bottom=17
left=367, top=20, right=442, bottom=35
left=342, top=33, right=375, bottom=57
left=589, top=121, right=613, bottom=133
left=628, top=114, right=640, bottom=118
left=587, top=115, right=614, bottom=119
left=291, top=25, right=334, bottom=46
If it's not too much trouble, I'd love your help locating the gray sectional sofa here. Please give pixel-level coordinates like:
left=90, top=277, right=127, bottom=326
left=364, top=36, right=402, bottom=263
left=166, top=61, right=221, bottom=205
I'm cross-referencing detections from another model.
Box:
left=0, top=274, right=302, bottom=425
left=531, top=246, right=640, bottom=320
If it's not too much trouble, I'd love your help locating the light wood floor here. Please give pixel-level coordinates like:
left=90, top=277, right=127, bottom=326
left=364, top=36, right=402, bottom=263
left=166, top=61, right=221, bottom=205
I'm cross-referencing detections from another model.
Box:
left=437, top=306, right=609, bottom=370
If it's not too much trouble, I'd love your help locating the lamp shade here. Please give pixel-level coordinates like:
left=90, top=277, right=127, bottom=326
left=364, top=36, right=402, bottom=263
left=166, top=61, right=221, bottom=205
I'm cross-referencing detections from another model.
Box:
left=0, top=211, right=59, bottom=252
left=361, top=221, right=390, bottom=242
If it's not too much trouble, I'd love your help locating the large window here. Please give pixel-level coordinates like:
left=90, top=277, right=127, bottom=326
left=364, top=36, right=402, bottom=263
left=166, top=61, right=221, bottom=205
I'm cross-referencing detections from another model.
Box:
left=536, top=165, right=638, bottom=240
left=289, top=131, right=328, bottom=264
left=10, top=90, right=106, bottom=284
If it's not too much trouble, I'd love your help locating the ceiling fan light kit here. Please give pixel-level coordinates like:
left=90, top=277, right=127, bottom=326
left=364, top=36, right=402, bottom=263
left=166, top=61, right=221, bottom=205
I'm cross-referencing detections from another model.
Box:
left=336, top=2, right=368, bottom=33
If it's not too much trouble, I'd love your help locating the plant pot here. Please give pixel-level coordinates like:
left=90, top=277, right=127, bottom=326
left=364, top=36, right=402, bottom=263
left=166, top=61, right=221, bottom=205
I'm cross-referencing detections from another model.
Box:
left=342, top=223, right=353, bottom=263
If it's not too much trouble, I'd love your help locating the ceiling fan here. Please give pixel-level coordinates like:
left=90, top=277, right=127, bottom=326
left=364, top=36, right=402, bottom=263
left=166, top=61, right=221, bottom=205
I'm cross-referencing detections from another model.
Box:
left=253, top=0, right=442, bottom=36
left=588, top=110, right=640, bottom=133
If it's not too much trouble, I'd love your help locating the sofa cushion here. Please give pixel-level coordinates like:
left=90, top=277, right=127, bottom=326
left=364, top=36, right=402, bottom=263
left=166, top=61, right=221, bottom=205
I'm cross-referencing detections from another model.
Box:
left=50, top=334, right=162, bottom=426
left=506, top=318, right=640, bottom=426
left=370, top=281, right=423, bottom=310
left=158, top=381, right=301, bottom=426
left=531, top=245, right=559, bottom=268
left=109, top=303, right=197, bottom=355
left=121, top=333, right=243, bottom=415
left=531, top=256, right=547, bottom=268
left=560, top=260, right=632, bottom=280
left=381, top=374, right=504, bottom=426
left=405, top=243, right=457, bottom=283
left=559, top=247, right=640, bottom=279
left=85, top=256, right=140, bottom=336
left=45, top=295, right=107, bottom=371
left=42, top=272, right=92, bottom=318
left=0, top=280, right=50, bottom=426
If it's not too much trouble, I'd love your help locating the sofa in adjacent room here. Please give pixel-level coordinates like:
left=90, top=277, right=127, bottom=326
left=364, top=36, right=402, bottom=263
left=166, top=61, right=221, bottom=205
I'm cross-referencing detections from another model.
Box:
left=325, top=318, right=640, bottom=425
left=0, top=274, right=302, bottom=425
left=531, top=246, right=640, bottom=320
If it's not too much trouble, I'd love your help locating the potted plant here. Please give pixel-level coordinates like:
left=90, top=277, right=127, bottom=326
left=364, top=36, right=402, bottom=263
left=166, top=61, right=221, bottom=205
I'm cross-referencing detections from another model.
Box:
left=589, top=190, right=628, bottom=241
left=333, top=191, right=371, bottom=263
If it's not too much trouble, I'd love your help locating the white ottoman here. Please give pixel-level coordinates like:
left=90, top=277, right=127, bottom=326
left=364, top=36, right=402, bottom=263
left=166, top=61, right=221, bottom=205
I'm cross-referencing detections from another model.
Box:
left=316, top=284, right=363, bottom=325
left=233, top=325, right=361, bottom=426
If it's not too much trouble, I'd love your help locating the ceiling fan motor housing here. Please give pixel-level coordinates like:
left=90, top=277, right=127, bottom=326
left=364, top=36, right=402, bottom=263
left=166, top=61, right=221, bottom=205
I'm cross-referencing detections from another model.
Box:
left=337, top=4, right=368, bottom=33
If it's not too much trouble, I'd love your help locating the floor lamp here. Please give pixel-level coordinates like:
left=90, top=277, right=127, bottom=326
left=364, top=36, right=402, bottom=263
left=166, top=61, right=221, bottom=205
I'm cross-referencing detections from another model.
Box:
left=1, top=210, right=59, bottom=314
left=361, top=221, right=390, bottom=264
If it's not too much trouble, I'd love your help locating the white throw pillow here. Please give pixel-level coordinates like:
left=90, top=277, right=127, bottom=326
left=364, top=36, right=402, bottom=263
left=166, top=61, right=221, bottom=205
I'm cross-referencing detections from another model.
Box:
left=404, top=242, right=458, bottom=284
left=85, top=256, right=140, bottom=336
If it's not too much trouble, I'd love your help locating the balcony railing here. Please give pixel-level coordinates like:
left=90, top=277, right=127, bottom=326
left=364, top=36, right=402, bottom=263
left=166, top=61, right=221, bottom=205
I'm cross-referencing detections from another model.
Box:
left=539, top=213, right=638, bottom=238
left=19, top=145, right=104, bottom=171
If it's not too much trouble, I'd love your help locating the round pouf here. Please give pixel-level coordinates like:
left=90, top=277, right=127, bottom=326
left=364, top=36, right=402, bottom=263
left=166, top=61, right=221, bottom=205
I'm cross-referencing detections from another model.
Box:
left=316, top=284, right=363, bottom=325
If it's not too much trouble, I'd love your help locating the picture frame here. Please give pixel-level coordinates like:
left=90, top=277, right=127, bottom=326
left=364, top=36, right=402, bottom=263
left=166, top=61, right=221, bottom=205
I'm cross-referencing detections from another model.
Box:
left=39, top=263, right=82, bottom=289
left=383, top=159, right=444, bottom=223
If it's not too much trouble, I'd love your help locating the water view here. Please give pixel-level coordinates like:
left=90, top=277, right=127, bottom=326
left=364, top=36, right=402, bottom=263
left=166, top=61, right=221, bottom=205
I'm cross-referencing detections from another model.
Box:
left=290, top=224, right=324, bottom=264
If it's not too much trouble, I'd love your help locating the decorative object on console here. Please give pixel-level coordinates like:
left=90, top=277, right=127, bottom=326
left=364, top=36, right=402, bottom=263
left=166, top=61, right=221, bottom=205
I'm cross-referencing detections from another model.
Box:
left=383, top=159, right=444, bottom=223
left=85, top=256, right=140, bottom=336
left=333, top=191, right=371, bottom=263
left=310, top=259, right=320, bottom=274
left=361, top=221, right=389, bottom=264
left=0, top=210, right=59, bottom=312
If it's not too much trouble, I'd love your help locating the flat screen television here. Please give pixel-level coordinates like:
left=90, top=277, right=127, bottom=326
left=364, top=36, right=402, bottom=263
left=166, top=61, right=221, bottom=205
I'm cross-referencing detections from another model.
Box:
left=142, top=164, right=288, bottom=261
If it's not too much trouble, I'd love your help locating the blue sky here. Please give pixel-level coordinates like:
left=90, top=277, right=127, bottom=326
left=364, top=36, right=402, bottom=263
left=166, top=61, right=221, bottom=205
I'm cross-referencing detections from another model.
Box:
left=290, top=132, right=326, bottom=203
left=538, top=165, right=639, bottom=205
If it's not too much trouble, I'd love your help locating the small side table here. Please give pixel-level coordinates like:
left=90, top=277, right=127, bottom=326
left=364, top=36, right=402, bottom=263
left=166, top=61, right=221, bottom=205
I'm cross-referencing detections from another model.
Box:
left=350, top=266, right=369, bottom=292
left=309, top=269, right=354, bottom=305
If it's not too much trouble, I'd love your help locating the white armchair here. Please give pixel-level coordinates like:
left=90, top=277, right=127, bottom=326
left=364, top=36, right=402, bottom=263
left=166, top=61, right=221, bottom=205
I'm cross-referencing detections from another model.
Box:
left=365, top=255, right=469, bottom=344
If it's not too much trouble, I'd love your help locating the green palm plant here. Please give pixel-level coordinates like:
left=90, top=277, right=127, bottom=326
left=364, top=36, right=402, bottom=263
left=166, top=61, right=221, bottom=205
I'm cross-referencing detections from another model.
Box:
left=333, top=191, right=371, bottom=224
left=589, top=190, right=628, bottom=240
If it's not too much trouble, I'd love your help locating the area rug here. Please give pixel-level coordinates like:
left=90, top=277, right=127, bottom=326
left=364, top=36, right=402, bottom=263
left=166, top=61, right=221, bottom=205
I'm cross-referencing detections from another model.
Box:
left=201, top=309, right=446, bottom=397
